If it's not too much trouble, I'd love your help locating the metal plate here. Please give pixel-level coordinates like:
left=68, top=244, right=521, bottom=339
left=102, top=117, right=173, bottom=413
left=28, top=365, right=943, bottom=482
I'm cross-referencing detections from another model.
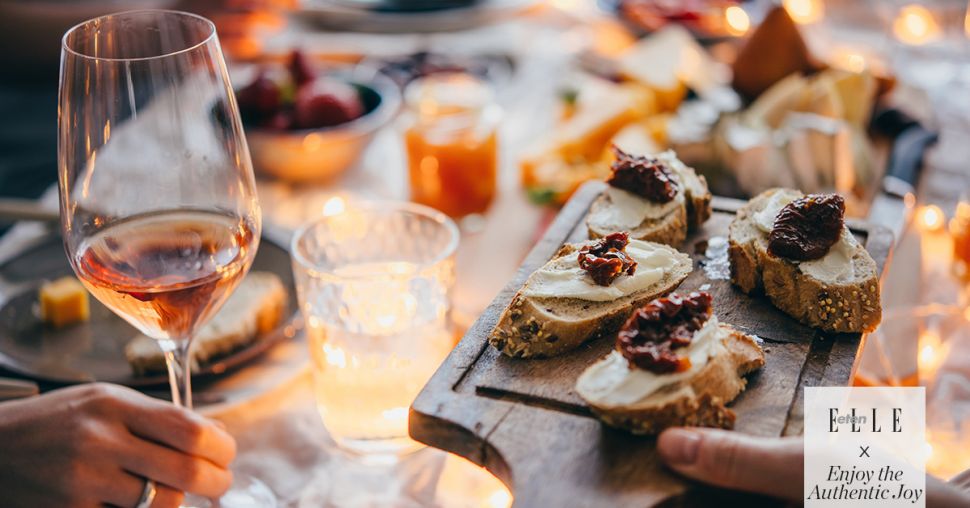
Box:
left=0, top=233, right=299, bottom=387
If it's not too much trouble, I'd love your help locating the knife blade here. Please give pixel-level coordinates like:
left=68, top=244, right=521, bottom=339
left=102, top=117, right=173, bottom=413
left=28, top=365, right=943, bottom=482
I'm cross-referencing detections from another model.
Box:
left=0, top=198, right=59, bottom=225
left=867, top=108, right=938, bottom=242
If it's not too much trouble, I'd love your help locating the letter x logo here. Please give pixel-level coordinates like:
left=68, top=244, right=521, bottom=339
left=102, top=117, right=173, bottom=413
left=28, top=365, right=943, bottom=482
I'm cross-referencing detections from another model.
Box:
left=859, top=446, right=871, bottom=458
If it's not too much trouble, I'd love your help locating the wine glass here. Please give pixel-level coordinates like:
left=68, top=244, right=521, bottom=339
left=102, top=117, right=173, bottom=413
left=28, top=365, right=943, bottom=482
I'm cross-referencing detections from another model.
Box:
left=58, top=10, right=275, bottom=507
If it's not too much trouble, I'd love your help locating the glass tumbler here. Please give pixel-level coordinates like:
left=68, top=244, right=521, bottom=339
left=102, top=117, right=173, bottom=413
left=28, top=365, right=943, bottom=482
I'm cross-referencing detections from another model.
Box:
left=291, top=201, right=458, bottom=458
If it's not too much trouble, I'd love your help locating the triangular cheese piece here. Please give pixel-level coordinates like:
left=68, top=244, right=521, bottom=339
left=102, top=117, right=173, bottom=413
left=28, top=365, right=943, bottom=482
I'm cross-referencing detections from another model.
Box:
left=732, top=6, right=824, bottom=100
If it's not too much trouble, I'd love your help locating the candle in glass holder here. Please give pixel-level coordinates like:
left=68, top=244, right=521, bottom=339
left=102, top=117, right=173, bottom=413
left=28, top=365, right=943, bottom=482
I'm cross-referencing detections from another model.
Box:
left=404, top=73, right=499, bottom=219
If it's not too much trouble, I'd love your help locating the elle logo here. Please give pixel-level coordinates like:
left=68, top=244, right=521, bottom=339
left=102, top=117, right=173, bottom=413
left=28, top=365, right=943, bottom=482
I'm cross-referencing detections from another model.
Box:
left=829, top=408, right=904, bottom=433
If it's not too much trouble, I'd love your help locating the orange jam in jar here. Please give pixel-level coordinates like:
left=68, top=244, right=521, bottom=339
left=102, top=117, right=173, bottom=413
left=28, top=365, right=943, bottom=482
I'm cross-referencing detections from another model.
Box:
left=403, top=74, right=499, bottom=218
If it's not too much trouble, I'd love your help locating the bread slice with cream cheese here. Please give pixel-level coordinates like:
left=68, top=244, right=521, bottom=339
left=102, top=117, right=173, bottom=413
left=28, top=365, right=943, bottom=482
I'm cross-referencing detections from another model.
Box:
left=577, top=321, right=764, bottom=434
left=728, top=188, right=881, bottom=333
left=489, top=238, right=692, bottom=358
left=125, top=271, right=288, bottom=375
left=587, top=150, right=712, bottom=246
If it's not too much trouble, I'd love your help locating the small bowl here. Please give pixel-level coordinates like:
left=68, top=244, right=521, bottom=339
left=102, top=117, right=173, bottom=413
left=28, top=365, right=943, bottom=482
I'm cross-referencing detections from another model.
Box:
left=244, top=67, right=400, bottom=183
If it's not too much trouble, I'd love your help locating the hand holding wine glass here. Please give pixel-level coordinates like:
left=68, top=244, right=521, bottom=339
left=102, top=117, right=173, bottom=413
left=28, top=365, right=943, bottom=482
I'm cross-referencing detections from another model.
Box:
left=0, top=383, right=235, bottom=508
left=58, top=10, right=274, bottom=507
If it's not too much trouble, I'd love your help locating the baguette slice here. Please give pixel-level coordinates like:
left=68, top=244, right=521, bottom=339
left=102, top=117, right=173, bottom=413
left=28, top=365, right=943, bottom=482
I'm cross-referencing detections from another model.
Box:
left=577, top=324, right=764, bottom=435
left=125, top=271, right=288, bottom=375
left=489, top=241, right=692, bottom=358
left=728, top=188, right=881, bottom=333
left=587, top=150, right=712, bottom=246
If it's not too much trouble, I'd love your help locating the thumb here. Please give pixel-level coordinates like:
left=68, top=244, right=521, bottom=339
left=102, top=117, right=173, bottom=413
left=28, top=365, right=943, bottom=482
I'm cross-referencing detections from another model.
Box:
left=657, top=427, right=804, bottom=502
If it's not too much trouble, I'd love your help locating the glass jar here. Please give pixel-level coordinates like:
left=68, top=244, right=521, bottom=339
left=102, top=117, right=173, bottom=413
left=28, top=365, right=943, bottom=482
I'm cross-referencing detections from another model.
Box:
left=402, top=73, right=500, bottom=219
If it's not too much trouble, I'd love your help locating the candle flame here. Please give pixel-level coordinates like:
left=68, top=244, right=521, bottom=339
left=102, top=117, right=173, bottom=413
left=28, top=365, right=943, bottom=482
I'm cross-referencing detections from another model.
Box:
left=918, top=329, right=948, bottom=381
left=725, top=6, right=751, bottom=36
left=783, top=0, right=824, bottom=24
left=916, top=205, right=945, bottom=232
left=893, top=4, right=942, bottom=46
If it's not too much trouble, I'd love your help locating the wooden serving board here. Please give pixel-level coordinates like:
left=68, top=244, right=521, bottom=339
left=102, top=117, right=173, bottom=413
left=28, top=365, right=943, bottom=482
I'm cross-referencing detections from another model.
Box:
left=410, top=182, right=893, bottom=507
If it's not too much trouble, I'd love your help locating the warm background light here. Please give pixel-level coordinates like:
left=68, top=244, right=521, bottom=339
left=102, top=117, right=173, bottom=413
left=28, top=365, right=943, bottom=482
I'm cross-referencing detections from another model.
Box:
left=724, top=6, right=751, bottom=36
left=783, top=0, right=824, bottom=24
left=893, top=4, right=942, bottom=45
left=916, top=205, right=945, bottom=232
left=487, top=489, right=513, bottom=508
left=917, top=329, right=947, bottom=381
left=965, top=5, right=970, bottom=36
left=434, top=454, right=513, bottom=508
left=831, top=48, right=868, bottom=73
left=321, top=195, right=347, bottom=217
left=926, top=428, right=970, bottom=480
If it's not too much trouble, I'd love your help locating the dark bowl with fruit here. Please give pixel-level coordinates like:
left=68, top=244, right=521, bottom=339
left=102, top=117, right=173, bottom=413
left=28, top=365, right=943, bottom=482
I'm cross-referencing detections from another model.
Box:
left=237, top=51, right=400, bottom=183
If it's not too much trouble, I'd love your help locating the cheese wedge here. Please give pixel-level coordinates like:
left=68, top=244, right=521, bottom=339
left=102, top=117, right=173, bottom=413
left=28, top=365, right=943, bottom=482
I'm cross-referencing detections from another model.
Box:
left=618, top=25, right=709, bottom=111
left=828, top=68, right=877, bottom=127
left=731, top=6, right=823, bottom=100
left=39, top=276, right=90, bottom=328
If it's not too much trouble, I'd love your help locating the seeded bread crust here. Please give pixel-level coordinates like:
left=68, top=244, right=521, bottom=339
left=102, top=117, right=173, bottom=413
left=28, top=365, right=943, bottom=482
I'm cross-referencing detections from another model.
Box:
left=587, top=163, right=713, bottom=246
left=489, top=243, right=692, bottom=358
left=581, top=326, right=765, bottom=435
left=728, top=188, right=882, bottom=333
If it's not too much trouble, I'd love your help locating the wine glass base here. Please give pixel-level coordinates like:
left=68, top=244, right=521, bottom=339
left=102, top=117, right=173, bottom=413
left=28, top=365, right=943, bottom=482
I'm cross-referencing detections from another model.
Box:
left=182, top=473, right=277, bottom=508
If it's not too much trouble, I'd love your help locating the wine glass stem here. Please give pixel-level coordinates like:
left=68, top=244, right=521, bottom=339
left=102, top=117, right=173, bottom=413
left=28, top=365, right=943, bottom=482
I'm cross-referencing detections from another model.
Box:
left=160, top=339, right=193, bottom=409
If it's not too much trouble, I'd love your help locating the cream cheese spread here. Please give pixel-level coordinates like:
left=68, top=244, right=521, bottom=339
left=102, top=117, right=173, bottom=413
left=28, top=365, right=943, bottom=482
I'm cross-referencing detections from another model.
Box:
left=593, top=186, right=683, bottom=231
left=520, top=240, right=682, bottom=302
left=754, top=191, right=798, bottom=233
left=575, top=317, right=724, bottom=407
left=799, top=228, right=858, bottom=283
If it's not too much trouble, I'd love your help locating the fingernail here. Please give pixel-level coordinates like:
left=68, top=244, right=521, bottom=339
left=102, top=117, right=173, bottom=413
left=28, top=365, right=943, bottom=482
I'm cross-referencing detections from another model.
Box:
left=658, top=428, right=701, bottom=465
left=213, top=419, right=227, bottom=431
